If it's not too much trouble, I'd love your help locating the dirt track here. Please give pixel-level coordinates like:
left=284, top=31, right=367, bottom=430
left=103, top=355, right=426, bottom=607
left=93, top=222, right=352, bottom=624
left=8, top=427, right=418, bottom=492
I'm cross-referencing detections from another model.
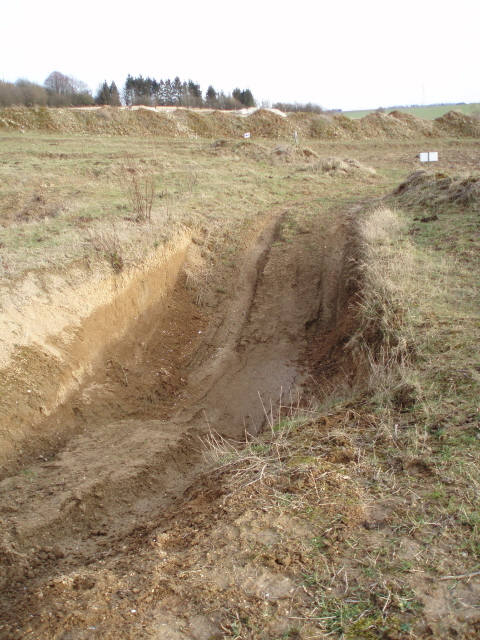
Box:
left=0, top=200, right=355, bottom=636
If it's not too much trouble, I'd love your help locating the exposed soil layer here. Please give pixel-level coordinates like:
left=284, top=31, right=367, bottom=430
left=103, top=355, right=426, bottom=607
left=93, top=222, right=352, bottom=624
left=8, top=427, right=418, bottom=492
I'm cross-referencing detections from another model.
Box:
left=0, top=202, right=356, bottom=637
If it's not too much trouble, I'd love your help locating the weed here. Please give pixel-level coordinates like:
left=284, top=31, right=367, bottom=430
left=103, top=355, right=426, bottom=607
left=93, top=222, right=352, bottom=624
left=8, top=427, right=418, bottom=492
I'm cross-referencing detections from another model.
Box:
left=119, top=165, right=155, bottom=222
left=86, top=222, right=124, bottom=272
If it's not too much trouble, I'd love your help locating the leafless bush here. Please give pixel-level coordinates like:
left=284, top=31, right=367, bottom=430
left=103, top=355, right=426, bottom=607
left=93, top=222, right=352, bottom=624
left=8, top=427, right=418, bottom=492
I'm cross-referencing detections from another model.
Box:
left=15, top=79, right=48, bottom=106
left=86, top=223, right=124, bottom=272
left=120, top=166, right=155, bottom=222
left=273, top=101, right=324, bottom=114
left=0, top=81, right=22, bottom=107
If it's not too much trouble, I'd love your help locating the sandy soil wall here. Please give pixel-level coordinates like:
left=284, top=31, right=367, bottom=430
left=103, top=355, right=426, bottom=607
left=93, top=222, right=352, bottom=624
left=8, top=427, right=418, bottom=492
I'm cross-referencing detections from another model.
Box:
left=0, top=234, right=191, bottom=470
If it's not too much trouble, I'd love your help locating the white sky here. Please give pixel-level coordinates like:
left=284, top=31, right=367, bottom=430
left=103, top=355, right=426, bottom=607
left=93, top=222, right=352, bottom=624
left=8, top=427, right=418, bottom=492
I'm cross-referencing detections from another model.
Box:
left=1, top=0, right=479, bottom=111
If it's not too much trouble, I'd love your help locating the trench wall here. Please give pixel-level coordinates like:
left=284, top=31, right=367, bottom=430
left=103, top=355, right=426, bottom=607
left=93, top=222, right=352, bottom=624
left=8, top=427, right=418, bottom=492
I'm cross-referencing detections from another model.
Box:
left=0, top=233, right=191, bottom=469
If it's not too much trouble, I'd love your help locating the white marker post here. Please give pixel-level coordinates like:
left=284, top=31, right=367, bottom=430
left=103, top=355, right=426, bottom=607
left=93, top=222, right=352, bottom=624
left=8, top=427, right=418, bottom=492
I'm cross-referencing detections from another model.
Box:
left=244, top=132, right=251, bottom=139
left=420, top=152, right=438, bottom=165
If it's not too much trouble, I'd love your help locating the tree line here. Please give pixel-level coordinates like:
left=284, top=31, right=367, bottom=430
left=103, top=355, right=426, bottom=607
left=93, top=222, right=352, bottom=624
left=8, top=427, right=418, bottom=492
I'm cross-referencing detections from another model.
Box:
left=0, top=72, right=96, bottom=108
left=121, top=75, right=256, bottom=109
left=0, top=70, right=326, bottom=114
left=0, top=71, right=257, bottom=110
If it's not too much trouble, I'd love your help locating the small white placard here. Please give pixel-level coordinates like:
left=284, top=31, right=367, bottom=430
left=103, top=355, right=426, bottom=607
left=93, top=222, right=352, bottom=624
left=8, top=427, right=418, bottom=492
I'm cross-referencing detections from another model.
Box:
left=244, top=132, right=251, bottom=139
left=420, top=152, right=438, bottom=162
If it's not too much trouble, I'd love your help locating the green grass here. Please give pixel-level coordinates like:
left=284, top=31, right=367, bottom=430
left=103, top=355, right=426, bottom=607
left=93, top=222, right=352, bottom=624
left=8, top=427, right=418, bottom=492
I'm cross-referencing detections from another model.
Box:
left=0, top=133, right=398, bottom=282
left=343, top=102, right=480, bottom=120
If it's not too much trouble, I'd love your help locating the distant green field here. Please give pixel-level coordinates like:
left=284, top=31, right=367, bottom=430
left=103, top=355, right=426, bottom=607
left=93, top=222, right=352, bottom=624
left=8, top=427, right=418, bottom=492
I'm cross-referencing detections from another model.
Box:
left=343, top=103, right=480, bottom=120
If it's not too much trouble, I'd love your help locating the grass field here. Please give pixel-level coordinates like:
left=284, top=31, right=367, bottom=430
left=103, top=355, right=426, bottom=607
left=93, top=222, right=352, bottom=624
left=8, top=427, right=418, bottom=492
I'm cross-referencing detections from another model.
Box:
left=343, top=102, right=480, bottom=120
left=0, top=133, right=411, bottom=281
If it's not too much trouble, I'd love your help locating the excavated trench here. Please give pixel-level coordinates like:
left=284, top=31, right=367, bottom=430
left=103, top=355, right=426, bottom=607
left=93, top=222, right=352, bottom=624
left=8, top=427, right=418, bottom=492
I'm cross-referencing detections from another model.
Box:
left=0, top=205, right=358, bottom=629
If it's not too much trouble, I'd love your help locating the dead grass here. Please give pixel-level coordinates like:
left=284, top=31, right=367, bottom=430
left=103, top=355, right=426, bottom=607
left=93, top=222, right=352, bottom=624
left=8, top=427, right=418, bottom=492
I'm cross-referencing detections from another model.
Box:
left=199, top=190, right=480, bottom=637
left=0, top=134, right=401, bottom=288
left=85, top=222, right=124, bottom=272
left=317, top=157, right=379, bottom=179
left=392, top=169, right=480, bottom=210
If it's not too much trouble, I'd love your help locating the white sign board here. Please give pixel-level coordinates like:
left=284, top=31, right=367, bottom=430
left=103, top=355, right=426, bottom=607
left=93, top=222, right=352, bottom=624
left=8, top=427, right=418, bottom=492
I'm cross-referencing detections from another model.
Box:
left=420, top=152, right=438, bottom=162
left=243, top=132, right=251, bottom=139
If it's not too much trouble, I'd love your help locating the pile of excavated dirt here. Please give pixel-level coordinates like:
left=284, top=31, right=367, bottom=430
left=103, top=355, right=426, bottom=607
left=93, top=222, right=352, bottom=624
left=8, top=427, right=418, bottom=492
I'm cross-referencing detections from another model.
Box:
left=314, top=156, right=379, bottom=179
left=2, top=106, right=480, bottom=140
left=434, top=110, right=480, bottom=138
left=210, top=141, right=320, bottom=165
left=391, top=169, right=480, bottom=209
left=358, top=111, right=435, bottom=140
left=388, top=110, right=438, bottom=137
left=270, top=145, right=319, bottom=164
left=210, top=139, right=270, bottom=161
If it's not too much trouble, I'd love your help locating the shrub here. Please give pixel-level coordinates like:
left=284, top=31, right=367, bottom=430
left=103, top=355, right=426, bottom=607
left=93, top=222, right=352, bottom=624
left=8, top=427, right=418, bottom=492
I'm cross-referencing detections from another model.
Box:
left=120, top=166, right=155, bottom=222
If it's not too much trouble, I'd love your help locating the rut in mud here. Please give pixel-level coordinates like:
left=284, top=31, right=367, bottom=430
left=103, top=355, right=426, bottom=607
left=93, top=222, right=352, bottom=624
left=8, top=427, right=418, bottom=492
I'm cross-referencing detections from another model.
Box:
left=0, top=204, right=356, bottom=633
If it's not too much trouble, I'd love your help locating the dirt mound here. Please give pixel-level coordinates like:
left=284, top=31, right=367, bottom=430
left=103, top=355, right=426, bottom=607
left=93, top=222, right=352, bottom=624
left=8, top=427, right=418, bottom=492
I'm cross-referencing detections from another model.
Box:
left=434, top=110, right=480, bottom=137
left=270, top=145, right=319, bottom=163
left=292, top=112, right=350, bottom=140
left=3, top=107, right=480, bottom=140
left=232, top=139, right=269, bottom=157
left=357, top=111, right=436, bottom=140
left=210, top=141, right=320, bottom=165
left=391, top=169, right=480, bottom=208
left=388, top=110, right=438, bottom=137
left=306, top=156, right=379, bottom=179
left=243, top=108, right=293, bottom=139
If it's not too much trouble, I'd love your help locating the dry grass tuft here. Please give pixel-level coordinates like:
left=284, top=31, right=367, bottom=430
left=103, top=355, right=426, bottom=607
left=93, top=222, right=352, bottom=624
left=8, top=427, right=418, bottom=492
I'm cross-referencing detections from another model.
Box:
left=392, top=169, right=480, bottom=210
left=85, top=222, right=124, bottom=272
left=315, top=157, right=379, bottom=179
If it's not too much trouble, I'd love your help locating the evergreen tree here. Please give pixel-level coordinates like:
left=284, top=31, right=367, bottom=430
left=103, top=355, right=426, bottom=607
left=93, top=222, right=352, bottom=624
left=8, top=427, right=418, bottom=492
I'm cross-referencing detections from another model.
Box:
left=109, top=82, right=121, bottom=106
left=187, top=80, right=202, bottom=107
left=123, top=75, right=134, bottom=106
left=151, top=79, right=160, bottom=105
left=158, top=80, right=166, bottom=105
left=164, top=79, right=174, bottom=105
left=205, top=85, right=217, bottom=108
left=241, top=89, right=255, bottom=108
left=233, top=88, right=256, bottom=108
left=95, top=81, right=110, bottom=105
left=172, top=77, right=182, bottom=104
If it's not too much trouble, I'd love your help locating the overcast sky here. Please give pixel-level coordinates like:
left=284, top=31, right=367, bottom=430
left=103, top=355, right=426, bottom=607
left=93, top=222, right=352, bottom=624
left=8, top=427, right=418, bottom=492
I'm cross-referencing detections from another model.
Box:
left=1, top=0, right=479, bottom=111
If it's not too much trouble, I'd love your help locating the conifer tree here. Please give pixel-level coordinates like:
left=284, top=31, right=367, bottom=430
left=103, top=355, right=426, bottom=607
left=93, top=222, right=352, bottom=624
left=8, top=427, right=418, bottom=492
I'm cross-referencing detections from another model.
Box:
left=95, top=81, right=111, bottom=105
left=109, top=82, right=121, bottom=106
left=205, top=85, right=217, bottom=108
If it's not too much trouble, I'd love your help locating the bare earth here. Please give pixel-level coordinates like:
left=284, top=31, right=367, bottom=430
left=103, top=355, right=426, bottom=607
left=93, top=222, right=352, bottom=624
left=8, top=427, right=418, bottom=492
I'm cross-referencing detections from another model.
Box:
left=0, top=195, right=356, bottom=638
